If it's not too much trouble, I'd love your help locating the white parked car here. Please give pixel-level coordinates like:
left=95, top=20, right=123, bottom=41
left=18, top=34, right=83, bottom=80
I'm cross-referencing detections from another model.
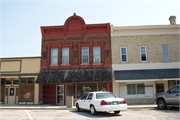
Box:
left=75, top=91, right=127, bottom=115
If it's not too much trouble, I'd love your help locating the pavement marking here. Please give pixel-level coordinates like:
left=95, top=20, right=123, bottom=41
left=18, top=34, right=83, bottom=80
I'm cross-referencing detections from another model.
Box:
left=122, top=112, right=156, bottom=119
left=70, top=111, right=92, bottom=119
left=24, top=110, right=33, bottom=119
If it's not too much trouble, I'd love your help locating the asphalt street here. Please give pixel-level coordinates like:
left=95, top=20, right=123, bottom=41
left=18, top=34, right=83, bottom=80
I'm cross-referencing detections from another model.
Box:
left=0, top=107, right=179, bottom=120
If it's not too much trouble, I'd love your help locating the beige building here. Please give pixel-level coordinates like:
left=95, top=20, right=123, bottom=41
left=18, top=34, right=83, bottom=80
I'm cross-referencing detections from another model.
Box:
left=0, top=57, right=41, bottom=105
left=111, top=16, right=180, bottom=104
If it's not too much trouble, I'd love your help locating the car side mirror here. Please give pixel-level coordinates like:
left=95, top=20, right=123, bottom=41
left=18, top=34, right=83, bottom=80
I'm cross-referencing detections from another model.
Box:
left=167, top=90, right=171, bottom=93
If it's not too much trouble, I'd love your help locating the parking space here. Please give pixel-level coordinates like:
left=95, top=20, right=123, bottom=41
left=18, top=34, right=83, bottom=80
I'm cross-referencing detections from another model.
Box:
left=0, top=108, right=179, bottom=120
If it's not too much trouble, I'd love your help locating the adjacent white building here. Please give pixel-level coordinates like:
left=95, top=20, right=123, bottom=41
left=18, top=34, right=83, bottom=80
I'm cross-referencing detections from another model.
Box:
left=111, top=16, right=180, bottom=104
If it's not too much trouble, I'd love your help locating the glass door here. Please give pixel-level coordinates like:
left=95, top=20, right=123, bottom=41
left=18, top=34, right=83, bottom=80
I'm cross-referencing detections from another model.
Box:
left=156, top=83, right=164, bottom=93
left=57, top=85, right=64, bottom=105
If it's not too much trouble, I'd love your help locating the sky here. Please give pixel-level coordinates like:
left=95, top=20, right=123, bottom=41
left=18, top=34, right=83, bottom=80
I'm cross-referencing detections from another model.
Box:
left=0, top=0, right=179, bottom=58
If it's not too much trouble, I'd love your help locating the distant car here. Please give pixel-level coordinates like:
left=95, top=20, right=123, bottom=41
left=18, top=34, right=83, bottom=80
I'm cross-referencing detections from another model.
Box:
left=75, top=91, right=127, bottom=115
left=155, top=84, right=179, bottom=110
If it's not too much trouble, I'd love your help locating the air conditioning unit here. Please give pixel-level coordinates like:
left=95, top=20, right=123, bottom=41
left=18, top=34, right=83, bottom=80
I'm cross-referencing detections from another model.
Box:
left=94, top=59, right=100, bottom=63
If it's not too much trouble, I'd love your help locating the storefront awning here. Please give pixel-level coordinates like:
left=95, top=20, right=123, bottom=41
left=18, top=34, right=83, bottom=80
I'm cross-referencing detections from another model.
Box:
left=114, top=69, right=179, bottom=82
left=36, top=68, right=112, bottom=83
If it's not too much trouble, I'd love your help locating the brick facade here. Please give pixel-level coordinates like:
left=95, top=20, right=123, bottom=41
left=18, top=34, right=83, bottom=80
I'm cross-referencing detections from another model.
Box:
left=41, top=13, right=111, bottom=69
left=111, top=24, right=180, bottom=104
left=111, top=34, right=179, bottom=64
left=37, top=13, right=112, bottom=105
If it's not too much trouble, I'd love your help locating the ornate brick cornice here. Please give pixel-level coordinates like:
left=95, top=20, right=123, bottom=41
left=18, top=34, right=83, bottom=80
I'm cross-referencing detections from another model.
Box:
left=41, top=13, right=110, bottom=36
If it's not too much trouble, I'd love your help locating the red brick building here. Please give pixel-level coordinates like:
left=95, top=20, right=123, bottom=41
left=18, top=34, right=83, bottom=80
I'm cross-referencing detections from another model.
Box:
left=36, top=13, right=112, bottom=105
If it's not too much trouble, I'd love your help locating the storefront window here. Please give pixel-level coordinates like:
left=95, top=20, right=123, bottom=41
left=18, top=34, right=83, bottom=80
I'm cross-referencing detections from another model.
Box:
left=137, top=84, right=145, bottom=94
left=98, top=83, right=108, bottom=91
left=77, top=83, right=97, bottom=98
left=19, top=85, right=34, bottom=101
left=127, top=84, right=136, bottom=94
left=66, top=82, right=109, bottom=99
left=19, top=78, right=34, bottom=101
left=127, top=84, right=145, bottom=95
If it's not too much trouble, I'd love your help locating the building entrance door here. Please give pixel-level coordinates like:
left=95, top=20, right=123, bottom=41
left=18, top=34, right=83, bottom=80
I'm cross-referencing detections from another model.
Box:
left=7, top=87, right=16, bottom=104
left=57, top=85, right=64, bottom=105
left=156, top=83, right=164, bottom=93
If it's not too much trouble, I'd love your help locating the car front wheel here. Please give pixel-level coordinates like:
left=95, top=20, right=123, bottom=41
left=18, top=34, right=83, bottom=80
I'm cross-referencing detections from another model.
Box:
left=157, top=99, right=167, bottom=110
left=76, top=103, right=81, bottom=112
left=114, top=111, right=120, bottom=114
left=90, top=105, right=96, bottom=115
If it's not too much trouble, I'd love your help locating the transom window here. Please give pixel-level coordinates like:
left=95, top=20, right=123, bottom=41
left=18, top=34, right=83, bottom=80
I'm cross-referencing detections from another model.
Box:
left=93, top=47, right=101, bottom=63
left=62, top=48, right=69, bottom=64
left=140, top=46, right=147, bottom=62
left=120, top=47, right=127, bottom=62
left=162, top=45, right=169, bottom=61
left=82, top=47, right=89, bottom=64
left=20, top=78, right=34, bottom=84
left=51, top=48, right=58, bottom=65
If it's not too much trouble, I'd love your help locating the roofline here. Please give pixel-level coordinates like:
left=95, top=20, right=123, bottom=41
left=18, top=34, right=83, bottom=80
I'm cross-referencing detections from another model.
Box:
left=111, top=24, right=180, bottom=30
left=0, top=56, right=41, bottom=59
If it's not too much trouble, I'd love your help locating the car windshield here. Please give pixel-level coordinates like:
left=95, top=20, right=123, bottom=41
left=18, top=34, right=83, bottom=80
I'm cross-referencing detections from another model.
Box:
left=96, top=93, right=116, bottom=99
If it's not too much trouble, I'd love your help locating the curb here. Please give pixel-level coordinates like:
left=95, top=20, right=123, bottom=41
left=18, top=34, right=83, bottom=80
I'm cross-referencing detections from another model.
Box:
left=0, top=105, right=157, bottom=110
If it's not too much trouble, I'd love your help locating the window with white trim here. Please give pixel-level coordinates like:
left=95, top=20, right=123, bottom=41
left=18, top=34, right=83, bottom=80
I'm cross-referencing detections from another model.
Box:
left=140, top=46, right=147, bottom=62
left=120, top=47, right=127, bottom=62
left=51, top=48, right=58, bottom=65
left=93, top=47, right=101, bottom=63
left=162, top=45, right=169, bottom=61
left=82, top=47, right=89, bottom=64
left=62, top=48, right=69, bottom=64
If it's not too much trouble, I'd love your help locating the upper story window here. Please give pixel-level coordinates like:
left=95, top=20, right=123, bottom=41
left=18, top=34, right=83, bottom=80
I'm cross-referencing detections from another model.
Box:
left=62, top=48, right=69, bottom=64
left=140, top=46, right=147, bottom=62
left=120, top=47, right=127, bottom=62
left=93, top=47, right=101, bottom=63
left=51, top=48, right=58, bottom=65
left=82, top=47, right=89, bottom=64
left=162, top=45, right=169, bottom=61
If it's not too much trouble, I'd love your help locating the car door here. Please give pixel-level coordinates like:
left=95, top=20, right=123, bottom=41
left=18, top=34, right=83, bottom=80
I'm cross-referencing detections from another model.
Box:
left=166, top=85, right=179, bottom=105
left=84, top=93, right=93, bottom=110
left=79, top=94, right=88, bottom=109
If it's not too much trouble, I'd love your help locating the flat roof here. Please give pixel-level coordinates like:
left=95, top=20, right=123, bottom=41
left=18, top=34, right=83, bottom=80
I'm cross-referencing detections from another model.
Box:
left=0, top=56, right=41, bottom=59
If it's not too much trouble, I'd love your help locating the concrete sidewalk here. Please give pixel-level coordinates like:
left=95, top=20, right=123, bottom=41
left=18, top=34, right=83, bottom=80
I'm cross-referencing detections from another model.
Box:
left=0, top=104, right=157, bottom=110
